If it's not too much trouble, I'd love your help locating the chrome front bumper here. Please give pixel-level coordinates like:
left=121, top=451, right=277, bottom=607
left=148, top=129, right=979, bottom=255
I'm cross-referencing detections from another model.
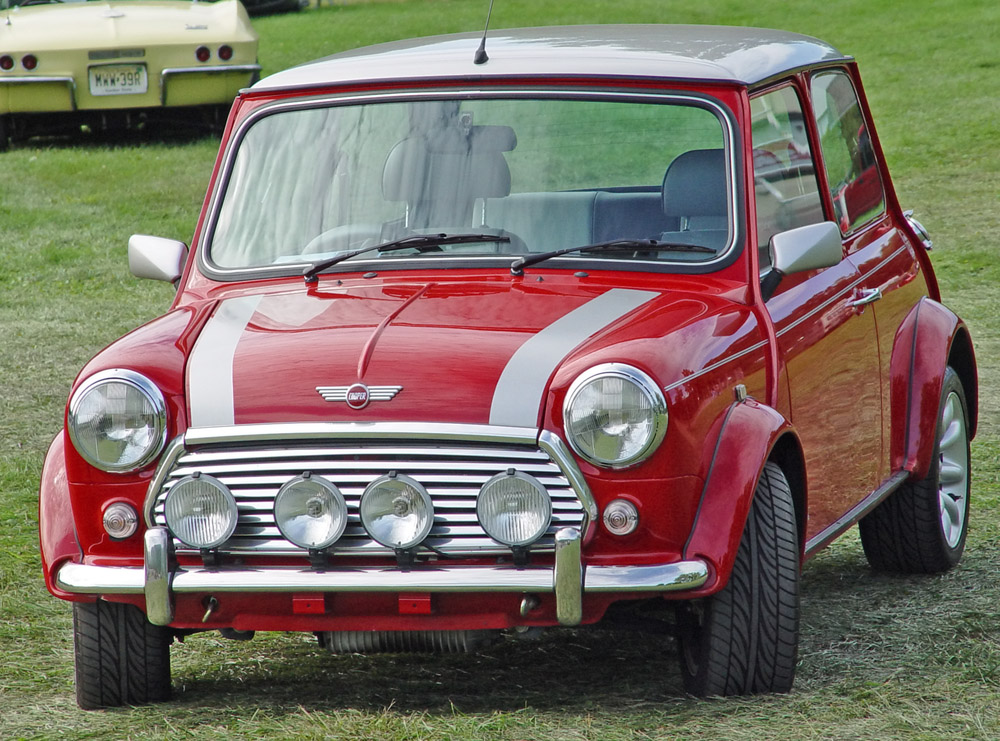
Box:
left=56, top=527, right=709, bottom=627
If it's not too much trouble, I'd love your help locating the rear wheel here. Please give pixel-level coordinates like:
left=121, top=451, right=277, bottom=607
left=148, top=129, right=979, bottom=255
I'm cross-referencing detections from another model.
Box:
left=676, top=461, right=800, bottom=696
left=859, top=366, right=970, bottom=573
left=73, top=600, right=172, bottom=709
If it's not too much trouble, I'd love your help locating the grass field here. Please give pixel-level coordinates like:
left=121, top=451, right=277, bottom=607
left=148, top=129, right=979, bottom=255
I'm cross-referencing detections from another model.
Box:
left=1, top=0, right=998, bottom=738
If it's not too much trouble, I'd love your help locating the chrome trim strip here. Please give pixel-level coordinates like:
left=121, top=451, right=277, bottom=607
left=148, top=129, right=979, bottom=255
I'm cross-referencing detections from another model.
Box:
left=144, top=527, right=173, bottom=625
left=663, top=341, right=766, bottom=394
left=185, top=421, right=540, bottom=446
left=776, top=243, right=908, bottom=339
left=0, top=76, right=75, bottom=86
left=662, top=243, right=910, bottom=395
left=804, top=470, right=909, bottom=555
left=537, top=430, right=598, bottom=521
left=490, top=288, right=659, bottom=427
left=187, top=295, right=262, bottom=428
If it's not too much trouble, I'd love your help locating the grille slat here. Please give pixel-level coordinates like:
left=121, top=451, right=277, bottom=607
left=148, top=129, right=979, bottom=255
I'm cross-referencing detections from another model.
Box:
left=151, top=438, right=586, bottom=557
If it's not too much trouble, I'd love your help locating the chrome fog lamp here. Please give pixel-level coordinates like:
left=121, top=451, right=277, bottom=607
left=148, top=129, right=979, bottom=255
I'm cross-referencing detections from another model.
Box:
left=359, top=473, right=433, bottom=550
left=67, top=369, right=167, bottom=472
left=477, top=470, right=552, bottom=547
left=603, top=498, right=639, bottom=536
left=564, top=363, right=667, bottom=468
left=164, top=473, right=238, bottom=549
left=274, top=473, right=348, bottom=550
left=103, top=502, right=139, bottom=540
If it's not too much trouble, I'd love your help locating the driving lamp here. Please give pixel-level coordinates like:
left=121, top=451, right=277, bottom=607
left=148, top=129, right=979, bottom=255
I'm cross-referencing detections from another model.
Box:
left=359, top=473, right=434, bottom=550
left=477, top=470, right=552, bottom=547
left=67, top=369, right=167, bottom=472
left=274, top=473, right=348, bottom=550
left=164, top=473, right=238, bottom=549
left=564, top=364, right=667, bottom=468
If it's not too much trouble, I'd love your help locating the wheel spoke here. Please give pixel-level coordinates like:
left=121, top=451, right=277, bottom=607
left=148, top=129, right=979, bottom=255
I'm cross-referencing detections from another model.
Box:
left=939, top=461, right=966, bottom=487
left=939, top=418, right=963, bottom=450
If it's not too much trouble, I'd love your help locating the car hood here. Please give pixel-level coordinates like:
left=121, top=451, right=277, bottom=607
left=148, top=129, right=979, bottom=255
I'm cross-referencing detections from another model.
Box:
left=0, top=0, right=253, bottom=47
left=184, top=275, right=746, bottom=429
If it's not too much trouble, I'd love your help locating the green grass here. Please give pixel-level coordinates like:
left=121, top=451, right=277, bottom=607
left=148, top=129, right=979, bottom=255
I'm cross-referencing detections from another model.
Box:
left=2, top=0, right=999, bottom=738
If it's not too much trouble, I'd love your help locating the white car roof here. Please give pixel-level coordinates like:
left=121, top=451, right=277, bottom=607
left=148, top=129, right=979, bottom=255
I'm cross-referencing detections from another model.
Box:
left=254, top=24, right=850, bottom=93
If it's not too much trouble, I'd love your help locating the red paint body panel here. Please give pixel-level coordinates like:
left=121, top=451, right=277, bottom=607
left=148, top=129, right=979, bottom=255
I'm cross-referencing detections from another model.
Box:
left=37, top=36, right=977, bottom=647
left=890, top=298, right=976, bottom=478
left=680, top=399, right=792, bottom=594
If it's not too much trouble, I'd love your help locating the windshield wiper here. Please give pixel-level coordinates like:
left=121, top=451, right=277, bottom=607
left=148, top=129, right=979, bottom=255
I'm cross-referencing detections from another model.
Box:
left=509, top=238, right=716, bottom=276
left=303, top=232, right=510, bottom=283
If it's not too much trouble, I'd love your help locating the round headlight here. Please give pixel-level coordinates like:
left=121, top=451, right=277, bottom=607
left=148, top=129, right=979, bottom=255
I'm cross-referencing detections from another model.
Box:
left=563, top=364, right=667, bottom=468
left=359, top=473, right=433, bottom=550
left=68, top=369, right=168, bottom=472
left=274, top=474, right=348, bottom=550
left=164, top=474, right=238, bottom=549
left=477, top=470, right=552, bottom=547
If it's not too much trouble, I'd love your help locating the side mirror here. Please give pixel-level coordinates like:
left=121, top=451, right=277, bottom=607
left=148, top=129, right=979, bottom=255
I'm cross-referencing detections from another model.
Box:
left=128, top=235, right=188, bottom=284
left=762, top=221, right=843, bottom=301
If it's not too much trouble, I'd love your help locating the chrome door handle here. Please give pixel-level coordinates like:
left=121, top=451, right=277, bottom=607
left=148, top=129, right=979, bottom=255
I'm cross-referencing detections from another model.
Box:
left=849, top=287, right=882, bottom=308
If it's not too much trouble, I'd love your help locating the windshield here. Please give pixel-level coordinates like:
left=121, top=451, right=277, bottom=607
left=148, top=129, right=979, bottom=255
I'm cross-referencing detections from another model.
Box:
left=208, top=95, right=735, bottom=272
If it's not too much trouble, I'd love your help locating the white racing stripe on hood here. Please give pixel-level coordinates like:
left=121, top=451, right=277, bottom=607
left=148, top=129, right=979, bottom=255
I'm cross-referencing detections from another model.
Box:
left=489, top=288, right=658, bottom=428
left=188, top=295, right=262, bottom=427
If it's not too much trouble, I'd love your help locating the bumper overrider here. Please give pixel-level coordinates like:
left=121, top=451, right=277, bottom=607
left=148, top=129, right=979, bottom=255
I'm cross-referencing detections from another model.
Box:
left=54, top=422, right=710, bottom=627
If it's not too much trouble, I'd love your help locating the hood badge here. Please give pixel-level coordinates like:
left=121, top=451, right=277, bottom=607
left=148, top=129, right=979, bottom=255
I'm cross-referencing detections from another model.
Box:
left=317, top=384, right=402, bottom=410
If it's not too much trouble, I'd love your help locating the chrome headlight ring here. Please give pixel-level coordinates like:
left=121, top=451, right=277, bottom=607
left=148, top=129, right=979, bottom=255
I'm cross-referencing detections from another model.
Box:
left=563, top=363, right=668, bottom=468
left=67, top=368, right=168, bottom=473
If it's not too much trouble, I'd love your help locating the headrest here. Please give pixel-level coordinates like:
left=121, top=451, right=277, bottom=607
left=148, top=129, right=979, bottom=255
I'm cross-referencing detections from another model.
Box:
left=383, top=125, right=515, bottom=204
left=662, top=148, right=728, bottom=218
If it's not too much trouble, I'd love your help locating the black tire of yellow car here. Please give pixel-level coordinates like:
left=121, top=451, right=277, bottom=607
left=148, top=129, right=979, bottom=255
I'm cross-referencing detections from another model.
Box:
left=73, top=600, right=172, bottom=709
left=676, top=461, right=799, bottom=696
left=0, top=116, right=9, bottom=152
left=859, top=366, right=970, bottom=573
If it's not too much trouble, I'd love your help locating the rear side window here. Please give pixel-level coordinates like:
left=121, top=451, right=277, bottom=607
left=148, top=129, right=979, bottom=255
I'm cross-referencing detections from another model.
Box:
left=810, top=70, right=885, bottom=234
left=750, top=86, right=824, bottom=257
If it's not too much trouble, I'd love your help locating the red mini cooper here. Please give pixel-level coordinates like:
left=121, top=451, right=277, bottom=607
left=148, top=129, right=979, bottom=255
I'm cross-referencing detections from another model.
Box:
left=39, top=25, right=977, bottom=707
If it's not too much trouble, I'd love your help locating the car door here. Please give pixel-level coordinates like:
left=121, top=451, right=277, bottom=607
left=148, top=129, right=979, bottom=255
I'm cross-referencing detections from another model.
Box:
left=808, top=68, right=931, bottom=485
left=752, top=84, right=884, bottom=548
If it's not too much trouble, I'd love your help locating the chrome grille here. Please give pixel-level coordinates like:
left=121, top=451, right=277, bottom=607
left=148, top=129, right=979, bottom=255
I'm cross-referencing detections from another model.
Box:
left=149, top=438, right=587, bottom=556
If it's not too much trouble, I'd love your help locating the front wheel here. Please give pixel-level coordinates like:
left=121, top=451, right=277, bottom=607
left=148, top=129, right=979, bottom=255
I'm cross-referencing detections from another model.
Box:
left=73, top=600, right=172, bottom=709
left=676, top=461, right=800, bottom=696
left=859, top=366, right=970, bottom=573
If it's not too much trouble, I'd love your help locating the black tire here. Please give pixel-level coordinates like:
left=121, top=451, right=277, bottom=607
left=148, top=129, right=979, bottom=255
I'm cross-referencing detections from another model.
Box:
left=73, top=600, right=172, bottom=709
left=0, top=116, right=9, bottom=152
left=859, top=366, right=970, bottom=573
left=676, top=461, right=800, bottom=696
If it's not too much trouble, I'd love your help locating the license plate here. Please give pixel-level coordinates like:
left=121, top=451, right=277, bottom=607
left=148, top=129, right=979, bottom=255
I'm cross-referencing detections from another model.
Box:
left=88, top=64, right=148, bottom=96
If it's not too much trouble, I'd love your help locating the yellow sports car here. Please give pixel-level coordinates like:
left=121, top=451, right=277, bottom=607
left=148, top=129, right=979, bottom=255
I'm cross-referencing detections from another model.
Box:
left=0, top=0, right=260, bottom=148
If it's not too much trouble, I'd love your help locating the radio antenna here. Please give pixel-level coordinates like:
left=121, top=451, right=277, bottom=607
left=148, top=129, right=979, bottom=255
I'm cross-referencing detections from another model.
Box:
left=473, top=0, right=496, bottom=65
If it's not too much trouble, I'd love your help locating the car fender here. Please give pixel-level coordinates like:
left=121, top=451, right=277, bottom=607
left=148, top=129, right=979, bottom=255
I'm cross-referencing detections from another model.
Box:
left=890, top=297, right=978, bottom=479
left=38, top=432, right=87, bottom=601
left=681, top=398, right=799, bottom=595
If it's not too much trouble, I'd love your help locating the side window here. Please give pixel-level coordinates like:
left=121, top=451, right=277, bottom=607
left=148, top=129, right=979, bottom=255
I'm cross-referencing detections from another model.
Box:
left=810, top=70, right=885, bottom=234
left=750, top=86, right=825, bottom=264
